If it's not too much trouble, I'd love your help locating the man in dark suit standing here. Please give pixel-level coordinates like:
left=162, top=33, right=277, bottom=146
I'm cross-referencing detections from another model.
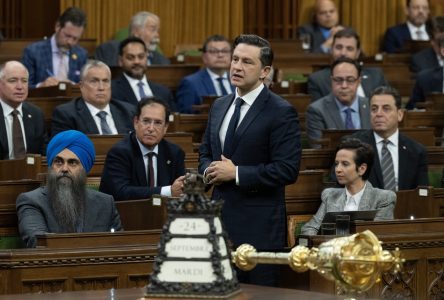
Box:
left=0, top=61, right=46, bottom=159
left=176, top=35, right=233, bottom=113
left=297, top=0, right=344, bottom=53
left=199, top=34, right=301, bottom=286
left=382, top=0, right=430, bottom=53
left=22, top=7, right=88, bottom=88
left=410, top=16, right=444, bottom=73
left=99, top=98, right=185, bottom=201
left=95, top=11, right=170, bottom=67
left=51, top=60, right=135, bottom=137
left=111, top=37, right=175, bottom=111
left=308, top=27, right=388, bottom=102
left=17, top=130, right=122, bottom=248
left=351, top=86, right=428, bottom=190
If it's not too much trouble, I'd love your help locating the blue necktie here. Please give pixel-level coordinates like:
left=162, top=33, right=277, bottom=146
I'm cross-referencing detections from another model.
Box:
left=216, top=77, right=229, bottom=96
left=138, top=81, right=146, bottom=99
left=344, top=108, right=355, bottom=129
left=223, top=98, right=244, bottom=157
left=97, top=111, right=112, bottom=135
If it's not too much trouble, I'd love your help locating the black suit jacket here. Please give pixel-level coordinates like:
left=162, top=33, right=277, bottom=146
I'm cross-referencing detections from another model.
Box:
left=111, top=75, right=176, bottom=111
left=94, top=40, right=170, bottom=67
left=382, top=23, right=412, bottom=53
left=351, top=130, right=428, bottom=190
left=0, top=102, right=46, bottom=159
left=410, top=47, right=440, bottom=73
left=199, top=87, right=301, bottom=250
left=407, top=66, right=444, bottom=109
left=297, top=23, right=329, bottom=53
left=50, top=97, right=135, bottom=137
left=307, top=67, right=388, bottom=102
left=99, top=132, right=185, bottom=201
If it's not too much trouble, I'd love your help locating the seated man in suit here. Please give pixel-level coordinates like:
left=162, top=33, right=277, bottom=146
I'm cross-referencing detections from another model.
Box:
left=297, top=0, right=344, bottom=53
left=408, top=36, right=444, bottom=109
left=176, top=34, right=233, bottom=113
left=95, top=11, right=170, bottom=67
left=22, top=7, right=88, bottom=88
left=382, top=0, right=430, bottom=53
left=16, top=130, right=122, bottom=248
left=411, top=16, right=444, bottom=74
left=99, top=98, right=185, bottom=201
left=111, top=37, right=176, bottom=111
left=301, top=138, right=396, bottom=235
left=51, top=60, right=135, bottom=137
left=308, top=27, right=388, bottom=102
left=351, top=86, right=428, bottom=190
left=306, top=57, right=372, bottom=148
left=0, top=61, right=46, bottom=159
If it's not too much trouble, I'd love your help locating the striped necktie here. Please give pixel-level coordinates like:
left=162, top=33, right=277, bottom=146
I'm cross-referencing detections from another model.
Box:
left=381, top=139, right=396, bottom=191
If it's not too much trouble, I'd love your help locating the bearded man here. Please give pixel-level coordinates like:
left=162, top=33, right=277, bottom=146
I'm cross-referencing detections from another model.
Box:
left=16, top=130, right=122, bottom=248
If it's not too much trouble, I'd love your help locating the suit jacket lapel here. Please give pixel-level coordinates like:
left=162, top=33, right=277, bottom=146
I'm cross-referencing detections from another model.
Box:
left=130, top=133, right=149, bottom=186
left=398, top=134, right=408, bottom=188
left=212, top=95, right=235, bottom=156
left=156, top=140, right=172, bottom=186
left=358, top=97, right=370, bottom=128
left=109, top=102, right=125, bottom=133
left=45, top=40, right=54, bottom=75
left=358, top=182, right=373, bottom=210
left=360, top=70, right=372, bottom=96
left=325, top=95, right=344, bottom=128
left=368, top=132, right=384, bottom=187
left=76, top=98, right=100, bottom=134
left=22, top=103, right=35, bottom=148
left=0, top=105, right=9, bottom=157
left=122, top=76, right=138, bottom=106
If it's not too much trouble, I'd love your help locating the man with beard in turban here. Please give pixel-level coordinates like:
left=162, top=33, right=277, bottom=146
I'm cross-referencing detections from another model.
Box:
left=16, top=130, right=122, bottom=248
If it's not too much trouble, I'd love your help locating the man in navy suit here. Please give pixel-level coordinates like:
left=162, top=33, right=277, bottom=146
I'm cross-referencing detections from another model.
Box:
left=351, top=86, right=428, bottom=190
left=51, top=60, right=135, bottom=137
left=199, top=34, right=301, bottom=286
left=297, top=0, right=344, bottom=53
left=176, top=35, right=233, bottom=113
left=95, top=11, right=170, bottom=67
left=0, top=61, right=46, bottom=159
left=99, top=98, right=185, bottom=201
left=308, top=28, right=388, bottom=102
left=382, top=0, right=430, bottom=53
left=22, top=7, right=88, bottom=88
left=410, top=16, right=444, bottom=73
left=111, top=37, right=176, bottom=111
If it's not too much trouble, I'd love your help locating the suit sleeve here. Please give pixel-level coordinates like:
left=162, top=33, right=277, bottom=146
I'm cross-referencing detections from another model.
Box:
left=382, top=28, right=400, bottom=53
left=107, top=196, right=123, bottom=231
left=306, top=104, right=326, bottom=146
left=238, top=104, right=301, bottom=188
left=301, top=189, right=329, bottom=235
left=374, top=190, right=396, bottom=220
left=50, top=106, right=75, bottom=137
left=416, top=145, right=429, bottom=187
left=407, top=79, right=425, bottom=109
left=99, top=146, right=162, bottom=201
left=22, top=46, right=39, bottom=89
left=307, top=74, right=324, bottom=102
left=16, top=192, right=49, bottom=248
left=198, top=109, right=214, bottom=175
left=176, top=78, right=200, bottom=113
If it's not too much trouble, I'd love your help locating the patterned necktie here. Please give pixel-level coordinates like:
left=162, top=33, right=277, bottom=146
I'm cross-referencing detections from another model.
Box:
left=381, top=139, right=396, bottom=191
left=138, top=81, right=146, bottom=99
left=223, top=98, right=244, bottom=157
left=97, top=111, right=112, bottom=135
left=11, top=110, right=26, bottom=159
left=216, top=77, right=229, bottom=96
left=147, top=152, right=155, bottom=187
left=344, top=108, right=355, bottom=129
left=416, top=30, right=423, bottom=40
left=56, top=50, right=68, bottom=80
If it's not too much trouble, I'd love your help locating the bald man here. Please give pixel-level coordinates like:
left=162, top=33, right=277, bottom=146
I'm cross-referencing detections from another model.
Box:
left=0, top=61, right=46, bottom=159
left=16, top=130, right=122, bottom=248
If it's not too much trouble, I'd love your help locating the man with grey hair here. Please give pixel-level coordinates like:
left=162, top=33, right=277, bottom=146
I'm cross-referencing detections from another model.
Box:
left=95, top=11, right=170, bottom=67
left=51, top=60, right=135, bottom=136
left=0, top=61, right=46, bottom=159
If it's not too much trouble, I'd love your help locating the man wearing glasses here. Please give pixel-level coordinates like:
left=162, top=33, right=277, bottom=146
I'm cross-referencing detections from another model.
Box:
left=306, top=57, right=371, bottom=148
left=99, top=98, right=185, bottom=201
left=22, top=7, right=88, bottom=89
left=51, top=60, right=135, bottom=137
left=176, top=35, right=233, bottom=113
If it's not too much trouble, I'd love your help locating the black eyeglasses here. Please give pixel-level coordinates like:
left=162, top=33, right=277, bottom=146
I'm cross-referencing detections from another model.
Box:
left=331, top=77, right=359, bottom=85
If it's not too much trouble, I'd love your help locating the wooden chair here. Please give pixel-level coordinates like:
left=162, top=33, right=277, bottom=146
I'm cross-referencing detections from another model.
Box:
left=168, top=113, right=208, bottom=143
left=395, top=186, right=439, bottom=219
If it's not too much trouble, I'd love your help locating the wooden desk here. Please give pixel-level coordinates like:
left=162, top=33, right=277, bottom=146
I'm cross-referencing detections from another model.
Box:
left=28, top=83, right=80, bottom=98
left=299, top=218, right=444, bottom=299
left=0, top=284, right=346, bottom=299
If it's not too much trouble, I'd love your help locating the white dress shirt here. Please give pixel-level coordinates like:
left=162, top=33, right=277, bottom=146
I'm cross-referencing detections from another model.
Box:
left=344, top=183, right=366, bottom=211
left=0, top=100, right=27, bottom=159
left=374, top=130, right=400, bottom=190
left=84, top=102, right=118, bottom=134
left=123, top=73, right=154, bottom=101
left=407, top=21, right=429, bottom=41
left=207, top=69, right=232, bottom=96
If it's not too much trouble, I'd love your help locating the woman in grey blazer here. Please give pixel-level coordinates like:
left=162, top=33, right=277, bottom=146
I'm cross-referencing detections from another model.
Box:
left=301, top=138, right=396, bottom=235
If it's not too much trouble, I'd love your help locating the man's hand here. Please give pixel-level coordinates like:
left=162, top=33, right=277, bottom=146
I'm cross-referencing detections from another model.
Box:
left=171, top=175, right=185, bottom=197
left=39, top=76, right=60, bottom=87
left=322, top=25, right=345, bottom=50
left=205, top=155, right=236, bottom=185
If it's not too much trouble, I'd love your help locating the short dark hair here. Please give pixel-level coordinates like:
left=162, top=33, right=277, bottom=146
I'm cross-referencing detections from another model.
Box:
left=119, top=36, right=147, bottom=56
left=58, top=7, right=87, bottom=28
left=202, top=35, right=230, bottom=52
left=336, top=138, right=374, bottom=180
left=333, top=27, right=361, bottom=50
left=233, top=34, right=273, bottom=67
left=330, top=57, right=362, bottom=77
left=370, top=86, right=402, bottom=109
left=136, top=97, right=170, bottom=123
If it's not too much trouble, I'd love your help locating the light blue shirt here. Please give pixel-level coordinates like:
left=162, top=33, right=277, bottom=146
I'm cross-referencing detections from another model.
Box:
left=335, top=97, right=362, bottom=129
